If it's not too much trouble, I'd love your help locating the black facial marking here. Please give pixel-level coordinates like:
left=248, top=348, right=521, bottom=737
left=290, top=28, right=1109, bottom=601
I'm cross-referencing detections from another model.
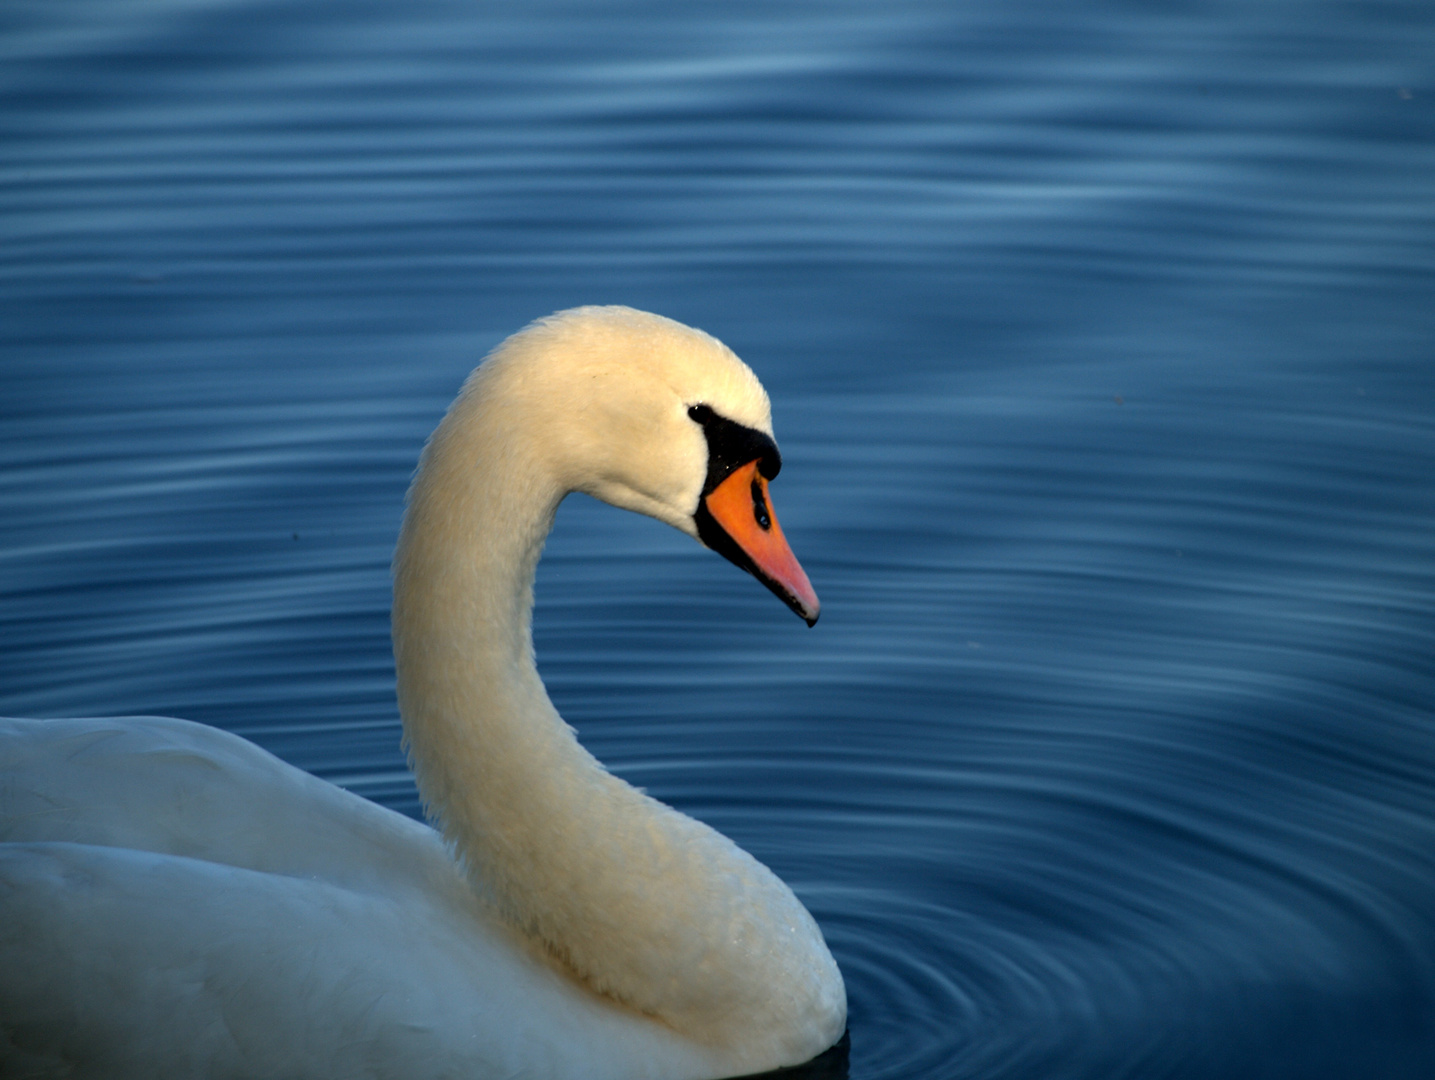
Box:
left=686, top=403, right=781, bottom=495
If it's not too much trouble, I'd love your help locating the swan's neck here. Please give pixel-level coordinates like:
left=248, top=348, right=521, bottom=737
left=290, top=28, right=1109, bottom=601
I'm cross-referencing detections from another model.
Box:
left=391, top=372, right=842, bottom=1061
left=393, top=382, right=567, bottom=853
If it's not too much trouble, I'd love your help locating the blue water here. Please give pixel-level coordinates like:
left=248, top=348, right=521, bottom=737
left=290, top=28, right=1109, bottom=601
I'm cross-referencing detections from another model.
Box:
left=3, top=1, right=1434, bottom=1076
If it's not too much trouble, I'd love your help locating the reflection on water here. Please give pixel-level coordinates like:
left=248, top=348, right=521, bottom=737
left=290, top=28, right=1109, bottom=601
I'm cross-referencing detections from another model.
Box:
left=3, top=1, right=1434, bottom=1077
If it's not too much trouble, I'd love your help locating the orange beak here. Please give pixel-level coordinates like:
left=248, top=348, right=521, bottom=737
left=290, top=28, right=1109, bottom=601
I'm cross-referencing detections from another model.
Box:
left=699, top=460, right=820, bottom=625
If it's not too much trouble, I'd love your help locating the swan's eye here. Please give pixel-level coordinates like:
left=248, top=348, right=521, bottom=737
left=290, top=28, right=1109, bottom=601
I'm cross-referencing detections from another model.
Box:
left=751, top=479, right=772, bottom=531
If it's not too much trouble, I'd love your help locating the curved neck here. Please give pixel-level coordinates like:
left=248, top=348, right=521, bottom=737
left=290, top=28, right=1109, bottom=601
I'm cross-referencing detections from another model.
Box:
left=393, top=382, right=577, bottom=884
left=389, top=371, right=842, bottom=1064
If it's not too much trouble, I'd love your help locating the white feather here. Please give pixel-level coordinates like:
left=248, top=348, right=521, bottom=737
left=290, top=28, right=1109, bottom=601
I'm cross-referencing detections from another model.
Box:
left=0, top=307, right=846, bottom=1079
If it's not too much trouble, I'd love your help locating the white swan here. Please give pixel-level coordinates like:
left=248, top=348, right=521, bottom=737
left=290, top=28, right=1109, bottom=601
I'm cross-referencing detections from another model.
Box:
left=0, top=307, right=846, bottom=1079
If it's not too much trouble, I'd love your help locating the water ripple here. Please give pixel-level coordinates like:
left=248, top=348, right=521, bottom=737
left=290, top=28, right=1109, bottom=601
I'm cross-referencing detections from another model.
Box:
left=4, top=1, right=1434, bottom=1076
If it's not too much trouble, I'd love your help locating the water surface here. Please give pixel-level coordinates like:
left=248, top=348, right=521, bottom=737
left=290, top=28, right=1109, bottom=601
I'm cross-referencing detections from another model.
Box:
left=3, top=2, right=1434, bottom=1077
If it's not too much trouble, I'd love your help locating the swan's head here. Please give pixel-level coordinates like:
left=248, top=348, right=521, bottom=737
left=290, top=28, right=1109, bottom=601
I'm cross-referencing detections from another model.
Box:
left=470, top=306, right=820, bottom=624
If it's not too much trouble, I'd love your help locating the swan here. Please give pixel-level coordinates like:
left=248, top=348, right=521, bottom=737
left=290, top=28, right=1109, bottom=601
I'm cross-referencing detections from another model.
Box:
left=0, top=307, right=846, bottom=1079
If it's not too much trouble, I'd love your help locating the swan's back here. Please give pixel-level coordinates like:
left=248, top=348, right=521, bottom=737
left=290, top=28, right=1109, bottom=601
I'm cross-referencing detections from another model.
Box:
left=1, top=716, right=442, bottom=885
left=0, top=716, right=731, bottom=1079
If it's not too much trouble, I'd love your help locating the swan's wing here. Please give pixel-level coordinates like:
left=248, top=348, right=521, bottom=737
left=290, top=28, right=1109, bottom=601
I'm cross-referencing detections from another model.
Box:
left=0, top=718, right=728, bottom=1080
left=0, top=715, right=451, bottom=896
left=1, top=840, right=495, bottom=1077
left=0, top=841, right=725, bottom=1079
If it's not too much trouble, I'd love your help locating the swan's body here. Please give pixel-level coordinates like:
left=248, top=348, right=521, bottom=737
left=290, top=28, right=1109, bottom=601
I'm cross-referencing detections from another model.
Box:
left=0, top=308, right=845, bottom=1078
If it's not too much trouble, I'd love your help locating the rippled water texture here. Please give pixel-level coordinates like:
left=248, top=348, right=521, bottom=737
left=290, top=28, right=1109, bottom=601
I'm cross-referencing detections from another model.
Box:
left=3, top=1, right=1434, bottom=1077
